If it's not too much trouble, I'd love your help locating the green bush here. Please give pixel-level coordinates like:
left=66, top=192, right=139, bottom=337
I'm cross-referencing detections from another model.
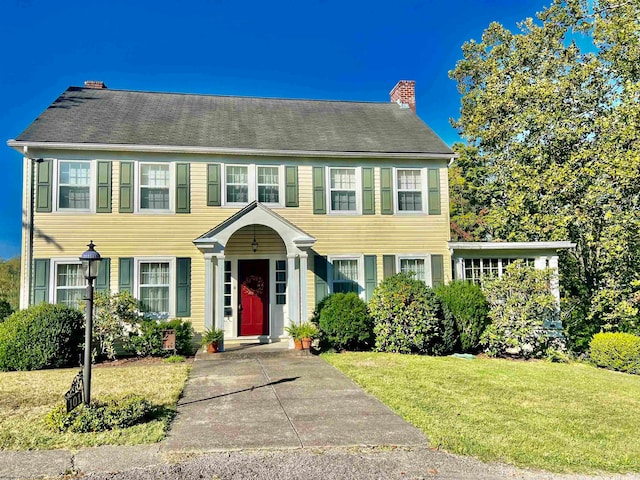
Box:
left=45, top=394, right=154, bottom=433
left=0, top=303, right=84, bottom=371
left=369, top=273, right=452, bottom=355
left=318, top=293, right=374, bottom=351
left=88, top=291, right=141, bottom=360
left=0, top=299, right=13, bottom=322
left=435, top=280, right=489, bottom=353
left=590, top=332, right=640, bottom=374
left=126, top=319, right=194, bottom=356
left=481, top=261, right=565, bottom=359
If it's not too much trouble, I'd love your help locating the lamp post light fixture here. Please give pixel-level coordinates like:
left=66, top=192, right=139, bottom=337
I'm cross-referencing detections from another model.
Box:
left=79, top=240, right=101, bottom=406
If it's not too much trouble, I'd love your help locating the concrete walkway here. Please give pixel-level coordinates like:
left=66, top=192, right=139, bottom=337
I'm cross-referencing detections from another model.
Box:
left=162, top=354, right=427, bottom=451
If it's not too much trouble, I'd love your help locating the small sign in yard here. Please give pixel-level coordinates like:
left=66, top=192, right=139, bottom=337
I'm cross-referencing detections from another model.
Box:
left=162, top=329, right=176, bottom=353
left=65, top=371, right=84, bottom=413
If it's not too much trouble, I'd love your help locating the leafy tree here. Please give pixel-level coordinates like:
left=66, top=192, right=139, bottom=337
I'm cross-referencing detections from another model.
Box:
left=449, top=0, right=640, bottom=350
left=0, top=257, right=20, bottom=311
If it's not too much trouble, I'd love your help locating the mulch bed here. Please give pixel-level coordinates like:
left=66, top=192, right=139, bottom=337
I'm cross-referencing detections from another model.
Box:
left=93, top=356, right=195, bottom=368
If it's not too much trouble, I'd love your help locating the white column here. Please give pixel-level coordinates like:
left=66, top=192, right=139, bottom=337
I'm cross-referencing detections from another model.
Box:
left=287, top=253, right=299, bottom=325
left=204, top=253, right=214, bottom=329
left=214, top=254, right=225, bottom=331
left=299, top=252, right=308, bottom=322
left=534, top=256, right=547, bottom=270
left=549, top=255, right=560, bottom=305
left=454, top=256, right=465, bottom=281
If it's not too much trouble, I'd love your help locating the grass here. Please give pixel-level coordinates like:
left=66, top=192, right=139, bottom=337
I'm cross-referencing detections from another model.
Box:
left=323, top=352, right=640, bottom=473
left=0, top=362, right=190, bottom=450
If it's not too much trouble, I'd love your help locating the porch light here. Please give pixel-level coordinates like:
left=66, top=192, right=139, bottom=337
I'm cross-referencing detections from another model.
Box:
left=251, top=225, right=258, bottom=253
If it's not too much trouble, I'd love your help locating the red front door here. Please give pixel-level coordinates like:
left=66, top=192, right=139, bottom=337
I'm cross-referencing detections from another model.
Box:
left=238, top=259, right=269, bottom=336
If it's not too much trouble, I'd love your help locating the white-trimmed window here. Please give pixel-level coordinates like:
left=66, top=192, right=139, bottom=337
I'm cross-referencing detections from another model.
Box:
left=139, top=163, right=170, bottom=211
left=257, top=166, right=280, bottom=203
left=330, top=256, right=362, bottom=294
left=223, top=164, right=284, bottom=206
left=399, top=257, right=427, bottom=283
left=226, top=165, right=249, bottom=204
left=275, top=260, right=287, bottom=305
left=396, top=169, right=424, bottom=212
left=329, top=167, right=359, bottom=213
left=463, top=258, right=534, bottom=284
left=136, top=259, right=174, bottom=318
left=57, top=160, right=92, bottom=211
left=224, top=260, right=232, bottom=316
left=54, top=262, right=85, bottom=308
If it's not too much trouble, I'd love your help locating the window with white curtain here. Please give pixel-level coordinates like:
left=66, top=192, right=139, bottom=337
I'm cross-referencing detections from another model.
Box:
left=139, top=262, right=170, bottom=315
left=58, top=161, right=91, bottom=209
left=257, top=166, right=280, bottom=203
left=226, top=166, right=249, bottom=203
left=55, top=263, right=85, bottom=308
left=400, top=258, right=426, bottom=282
left=332, top=258, right=360, bottom=293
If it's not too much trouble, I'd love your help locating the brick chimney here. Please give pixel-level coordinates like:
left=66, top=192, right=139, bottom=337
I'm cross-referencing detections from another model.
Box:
left=84, top=80, right=107, bottom=89
left=390, top=80, right=415, bottom=113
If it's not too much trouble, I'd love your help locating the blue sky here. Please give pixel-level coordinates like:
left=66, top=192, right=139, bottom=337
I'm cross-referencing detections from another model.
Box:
left=0, top=0, right=543, bottom=260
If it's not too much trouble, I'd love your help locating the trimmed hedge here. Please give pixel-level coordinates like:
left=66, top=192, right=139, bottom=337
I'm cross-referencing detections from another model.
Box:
left=435, top=280, right=489, bottom=353
left=318, top=293, right=374, bottom=351
left=590, top=332, right=640, bottom=374
left=0, top=303, right=84, bottom=371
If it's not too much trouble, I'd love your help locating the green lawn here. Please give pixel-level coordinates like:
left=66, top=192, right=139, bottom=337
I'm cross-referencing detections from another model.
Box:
left=323, top=352, right=640, bottom=473
left=0, top=362, right=190, bottom=450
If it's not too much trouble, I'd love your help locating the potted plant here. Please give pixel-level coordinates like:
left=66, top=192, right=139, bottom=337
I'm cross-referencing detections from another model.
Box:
left=298, top=322, right=319, bottom=350
left=201, top=328, right=224, bottom=353
left=285, top=323, right=303, bottom=350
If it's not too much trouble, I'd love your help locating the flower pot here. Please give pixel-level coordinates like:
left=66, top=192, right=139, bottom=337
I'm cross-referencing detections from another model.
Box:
left=294, top=339, right=303, bottom=350
left=206, top=342, right=220, bottom=353
left=302, top=337, right=312, bottom=350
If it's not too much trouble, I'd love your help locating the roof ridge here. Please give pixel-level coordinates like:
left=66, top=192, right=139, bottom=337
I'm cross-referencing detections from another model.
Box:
left=69, top=86, right=393, bottom=106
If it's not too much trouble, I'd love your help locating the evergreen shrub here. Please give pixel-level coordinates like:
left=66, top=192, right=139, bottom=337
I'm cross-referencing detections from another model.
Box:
left=318, top=293, right=374, bottom=351
left=590, top=332, right=640, bottom=374
left=0, top=303, right=84, bottom=371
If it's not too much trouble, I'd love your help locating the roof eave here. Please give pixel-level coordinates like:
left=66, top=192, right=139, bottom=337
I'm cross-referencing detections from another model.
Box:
left=7, top=140, right=454, bottom=160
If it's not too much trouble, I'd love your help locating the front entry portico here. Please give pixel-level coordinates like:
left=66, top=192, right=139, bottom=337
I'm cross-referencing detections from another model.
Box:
left=193, top=201, right=316, bottom=343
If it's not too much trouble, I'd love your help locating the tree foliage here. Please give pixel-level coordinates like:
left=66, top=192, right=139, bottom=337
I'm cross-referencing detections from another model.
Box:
left=449, top=0, right=640, bottom=350
left=0, top=257, right=20, bottom=312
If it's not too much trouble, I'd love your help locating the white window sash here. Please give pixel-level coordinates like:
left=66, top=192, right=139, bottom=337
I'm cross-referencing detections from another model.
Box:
left=54, top=160, right=95, bottom=212
left=326, top=167, right=361, bottom=214
left=136, top=162, right=175, bottom=213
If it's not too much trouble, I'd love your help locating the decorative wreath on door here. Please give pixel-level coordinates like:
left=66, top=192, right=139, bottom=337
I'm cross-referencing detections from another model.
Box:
left=241, top=275, right=265, bottom=297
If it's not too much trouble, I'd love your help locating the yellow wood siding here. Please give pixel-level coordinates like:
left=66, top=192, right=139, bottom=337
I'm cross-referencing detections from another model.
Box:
left=29, top=155, right=451, bottom=330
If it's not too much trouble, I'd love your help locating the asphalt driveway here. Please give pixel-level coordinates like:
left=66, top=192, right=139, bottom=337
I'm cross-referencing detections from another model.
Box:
left=162, top=354, right=427, bottom=451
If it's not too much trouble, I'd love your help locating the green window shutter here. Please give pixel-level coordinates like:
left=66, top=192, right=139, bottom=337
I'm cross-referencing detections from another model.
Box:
left=176, top=163, right=190, bottom=213
left=36, top=160, right=52, bottom=213
left=32, top=259, right=49, bottom=304
left=96, top=161, right=112, bottom=213
left=383, top=255, right=396, bottom=279
left=96, top=258, right=111, bottom=292
left=119, top=162, right=134, bottom=213
left=362, top=167, right=375, bottom=215
left=285, top=166, right=299, bottom=207
left=312, top=166, right=326, bottom=214
left=428, top=168, right=441, bottom=215
left=207, top=164, right=221, bottom=206
left=380, top=167, right=393, bottom=215
left=364, top=255, right=377, bottom=301
left=431, top=254, right=444, bottom=287
left=118, top=258, right=133, bottom=294
left=176, top=257, right=191, bottom=317
left=313, top=254, right=329, bottom=306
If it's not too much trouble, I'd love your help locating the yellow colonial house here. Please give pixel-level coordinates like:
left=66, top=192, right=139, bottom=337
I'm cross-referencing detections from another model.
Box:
left=8, top=80, right=456, bottom=343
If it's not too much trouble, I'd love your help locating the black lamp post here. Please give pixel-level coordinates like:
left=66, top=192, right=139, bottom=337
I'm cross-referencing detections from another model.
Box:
left=80, top=241, right=101, bottom=406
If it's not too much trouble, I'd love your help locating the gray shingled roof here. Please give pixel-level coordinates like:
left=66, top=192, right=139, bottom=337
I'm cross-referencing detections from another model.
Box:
left=15, top=87, right=452, bottom=155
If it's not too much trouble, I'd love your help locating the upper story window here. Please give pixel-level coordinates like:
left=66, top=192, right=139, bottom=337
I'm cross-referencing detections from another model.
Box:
left=257, top=167, right=279, bottom=203
left=396, top=169, right=423, bottom=212
left=223, top=164, right=283, bottom=206
left=226, top=166, right=249, bottom=204
left=140, top=163, right=170, bottom=211
left=57, top=161, right=92, bottom=211
left=54, top=262, right=84, bottom=308
left=329, top=168, right=357, bottom=212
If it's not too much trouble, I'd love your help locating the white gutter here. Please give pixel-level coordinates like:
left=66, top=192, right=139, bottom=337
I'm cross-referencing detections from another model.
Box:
left=449, top=241, right=576, bottom=251
left=7, top=140, right=456, bottom=161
